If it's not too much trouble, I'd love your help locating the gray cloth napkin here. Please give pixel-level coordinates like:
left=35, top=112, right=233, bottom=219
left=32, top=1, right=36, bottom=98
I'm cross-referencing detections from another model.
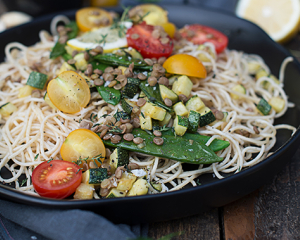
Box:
left=0, top=199, right=147, bottom=240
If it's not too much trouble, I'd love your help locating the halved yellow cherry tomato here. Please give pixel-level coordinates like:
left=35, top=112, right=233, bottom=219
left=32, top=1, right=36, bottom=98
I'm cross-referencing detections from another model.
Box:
left=76, top=7, right=113, bottom=32
left=60, top=129, right=106, bottom=167
left=163, top=54, right=207, bottom=78
left=47, top=71, right=90, bottom=114
left=129, top=4, right=168, bottom=26
left=160, top=22, right=176, bottom=38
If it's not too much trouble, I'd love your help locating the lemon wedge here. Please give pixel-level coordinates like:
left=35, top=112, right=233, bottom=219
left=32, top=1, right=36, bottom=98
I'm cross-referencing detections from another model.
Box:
left=67, top=22, right=132, bottom=53
left=236, top=0, right=300, bottom=43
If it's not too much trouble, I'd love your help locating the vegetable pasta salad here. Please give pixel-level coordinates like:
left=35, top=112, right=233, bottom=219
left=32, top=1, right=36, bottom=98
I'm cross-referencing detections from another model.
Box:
left=0, top=4, right=296, bottom=200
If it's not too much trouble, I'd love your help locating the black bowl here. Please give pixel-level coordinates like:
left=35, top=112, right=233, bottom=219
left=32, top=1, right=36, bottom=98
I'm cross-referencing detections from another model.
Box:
left=0, top=5, right=300, bottom=224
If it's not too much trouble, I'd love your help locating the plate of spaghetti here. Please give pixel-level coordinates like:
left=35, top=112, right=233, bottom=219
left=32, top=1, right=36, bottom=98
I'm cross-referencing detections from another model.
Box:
left=0, top=4, right=300, bottom=223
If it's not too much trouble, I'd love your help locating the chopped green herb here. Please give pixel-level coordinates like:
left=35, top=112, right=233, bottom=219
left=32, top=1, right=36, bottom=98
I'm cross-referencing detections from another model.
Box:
left=34, top=153, right=39, bottom=160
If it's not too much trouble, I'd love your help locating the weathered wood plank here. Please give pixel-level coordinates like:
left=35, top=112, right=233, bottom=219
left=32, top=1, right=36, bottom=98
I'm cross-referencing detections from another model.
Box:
left=148, top=208, right=220, bottom=240
left=223, top=191, right=257, bottom=240
left=223, top=147, right=300, bottom=239
left=254, top=147, right=300, bottom=239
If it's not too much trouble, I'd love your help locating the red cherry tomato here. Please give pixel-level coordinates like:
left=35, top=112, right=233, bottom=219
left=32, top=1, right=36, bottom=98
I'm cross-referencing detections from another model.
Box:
left=126, top=22, right=173, bottom=59
left=179, top=24, right=228, bottom=54
left=32, top=160, right=82, bottom=199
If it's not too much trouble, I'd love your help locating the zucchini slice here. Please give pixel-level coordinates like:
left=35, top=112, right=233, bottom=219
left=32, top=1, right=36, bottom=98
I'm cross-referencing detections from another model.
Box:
left=82, top=168, right=108, bottom=185
left=198, top=107, right=216, bottom=127
left=268, top=97, right=285, bottom=113
left=140, top=102, right=166, bottom=121
left=174, top=115, right=189, bottom=136
left=173, top=101, right=189, bottom=117
left=106, top=188, right=126, bottom=198
left=26, top=71, right=48, bottom=90
left=109, top=147, right=129, bottom=173
left=172, top=75, right=193, bottom=97
left=158, top=112, right=172, bottom=127
left=188, top=110, right=200, bottom=133
left=139, top=113, right=152, bottom=130
left=256, top=98, right=272, bottom=115
left=150, top=181, right=162, bottom=192
left=0, top=102, right=17, bottom=117
left=159, top=84, right=178, bottom=104
left=117, top=173, right=137, bottom=191
left=230, top=84, right=246, bottom=100
left=127, top=179, right=149, bottom=196
left=186, top=96, right=205, bottom=112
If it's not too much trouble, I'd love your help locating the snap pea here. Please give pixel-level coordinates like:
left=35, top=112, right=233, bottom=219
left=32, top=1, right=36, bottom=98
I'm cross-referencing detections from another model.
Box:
left=50, top=21, right=79, bottom=59
left=93, top=53, right=153, bottom=71
left=102, top=128, right=225, bottom=164
left=90, top=61, right=111, bottom=72
left=139, top=80, right=172, bottom=112
left=162, top=129, right=230, bottom=152
left=96, top=86, right=121, bottom=106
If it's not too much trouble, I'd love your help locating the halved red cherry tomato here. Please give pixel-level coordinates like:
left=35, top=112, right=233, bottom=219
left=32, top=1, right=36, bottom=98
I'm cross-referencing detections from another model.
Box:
left=179, top=24, right=228, bottom=54
left=32, top=160, right=82, bottom=199
left=126, top=22, right=173, bottom=59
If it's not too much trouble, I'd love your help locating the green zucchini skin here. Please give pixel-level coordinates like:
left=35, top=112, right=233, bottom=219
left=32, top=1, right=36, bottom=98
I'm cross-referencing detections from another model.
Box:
left=26, top=71, right=48, bottom=89
left=188, top=110, right=200, bottom=133
left=199, top=109, right=216, bottom=127
left=116, top=147, right=129, bottom=167
left=88, top=168, right=109, bottom=184
left=121, top=83, right=140, bottom=98
left=256, top=98, right=272, bottom=115
left=127, top=78, right=140, bottom=86
left=121, top=98, right=133, bottom=114
left=103, top=129, right=226, bottom=164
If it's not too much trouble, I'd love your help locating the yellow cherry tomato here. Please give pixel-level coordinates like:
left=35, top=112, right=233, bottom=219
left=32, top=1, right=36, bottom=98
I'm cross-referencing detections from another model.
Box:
left=60, top=129, right=106, bottom=167
left=160, top=22, right=176, bottom=38
left=163, top=54, right=207, bottom=78
left=76, top=7, right=113, bottom=32
left=129, top=4, right=168, bottom=26
left=47, top=71, right=91, bottom=114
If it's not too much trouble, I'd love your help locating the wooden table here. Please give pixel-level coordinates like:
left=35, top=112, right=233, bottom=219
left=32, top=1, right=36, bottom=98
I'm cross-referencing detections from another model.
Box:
left=148, top=34, right=300, bottom=240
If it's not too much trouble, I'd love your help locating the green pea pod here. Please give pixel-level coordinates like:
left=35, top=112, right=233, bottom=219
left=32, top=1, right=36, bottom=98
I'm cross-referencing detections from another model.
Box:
left=103, top=128, right=225, bottom=164
left=96, top=86, right=121, bottom=106
left=93, top=53, right=153, bottom=71
left=50, top=21, right=79, bottom=59
left=162, top=129, right=230, bottom=152
left=139, top=80, right=172, bottom=112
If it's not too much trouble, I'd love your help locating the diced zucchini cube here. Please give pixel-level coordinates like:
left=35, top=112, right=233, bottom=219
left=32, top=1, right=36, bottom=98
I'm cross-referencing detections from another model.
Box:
left=256, top=98, right=272, bottom=115
left=230, top=84, right=246, bottom=100
left=173, top=115, right=188, bottom=136
left=139, top=113, right=152, bottom=130
left=196, top=44, right=216, bottom=62
left=188, top=110, right=200, bottom=133
left=159, top=112, right=172, bottom=126
left=173, top=102, right=189, bottom=116
left=106, top=188, right=126, bottom=198
left=159, top=84, right=178, bottom=104
left=73, top=183, right=94, bottom=200
left=109, top=147, right=129, bottom=173
left=247, top=61, right=261, bottom=74
left=0, top=102, right=17, bottom=117
left=186, top=96, right=205, bottom=112
left=118, top=66, right=127, bottom=75
left=117, top=173, right=137, bottom=191
left=18, top=85, right=35, bottom=98
left=198, top=107, right=216, bottom=127
left=127, top=179, right=149, bottom=196
left=74, top=53, right=88, bottom=71
left=268, top=97, right=285, bottom=113
left=168, top=75, right=180, bottom=85
left=172, top=75, right=193, bottom=97
left=82, top=168, right=108, bottom=185
left=26, top=71, right=48, bottom=90
left=150, top=181, right=162, bottom=192
left=140, top=102, right=166, bottom=121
